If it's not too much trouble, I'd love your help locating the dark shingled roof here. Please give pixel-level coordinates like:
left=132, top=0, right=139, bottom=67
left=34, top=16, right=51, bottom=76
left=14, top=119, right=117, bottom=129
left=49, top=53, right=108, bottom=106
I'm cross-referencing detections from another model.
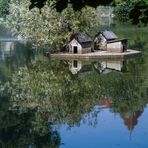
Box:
left=101, top=30, right=118, bottom=40
left=107, top=38, right=128, bottom=43
left=71, top=33, right=92, bottom=43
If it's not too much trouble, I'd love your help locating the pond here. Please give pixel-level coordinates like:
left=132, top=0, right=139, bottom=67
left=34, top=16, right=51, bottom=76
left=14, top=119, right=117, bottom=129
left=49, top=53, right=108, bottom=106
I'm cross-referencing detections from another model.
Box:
left=0, top=27, right=148, bottom=148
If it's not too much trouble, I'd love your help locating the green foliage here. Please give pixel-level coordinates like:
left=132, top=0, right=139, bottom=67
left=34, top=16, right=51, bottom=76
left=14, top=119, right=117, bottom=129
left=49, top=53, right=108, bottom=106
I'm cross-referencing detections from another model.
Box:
left=29, top=0, right=148, bottom=25
left=114, top=0, right=148, bottom=25
left=6, top=0, right=100, bottom=52
left=1, top=58, right=102, bottom=126
left=129, top=0, right=148, bottom=25
left=114, top=0, right=135, bottom=23
left=29, top=0, right=113, bottom=12
left=0, top=96, right=61, bottom=147
left=0, top=0, right=10, bottom=18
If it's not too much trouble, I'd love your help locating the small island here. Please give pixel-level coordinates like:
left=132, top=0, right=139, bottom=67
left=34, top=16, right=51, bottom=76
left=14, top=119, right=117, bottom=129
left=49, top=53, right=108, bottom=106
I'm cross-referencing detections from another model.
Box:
left=48, top=30, right=142, bottom=60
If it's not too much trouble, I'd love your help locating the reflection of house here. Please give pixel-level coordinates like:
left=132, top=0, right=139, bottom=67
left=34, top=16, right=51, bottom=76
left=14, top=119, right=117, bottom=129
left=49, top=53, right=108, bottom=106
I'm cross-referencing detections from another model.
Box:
left=99, top=98, right=146, bottom=134
left=69, top=60, right=83, bottom=74
left=94, top=30, right=127, bottom=53
left=68, top=33, right=92, bottom=54
left=69, top=60, right=92, bottom=75
left=94, top=60, right=124, bottom=74
left=69, top=59, right=124, bottom=75
left=101, top=99, right=112, bottom=108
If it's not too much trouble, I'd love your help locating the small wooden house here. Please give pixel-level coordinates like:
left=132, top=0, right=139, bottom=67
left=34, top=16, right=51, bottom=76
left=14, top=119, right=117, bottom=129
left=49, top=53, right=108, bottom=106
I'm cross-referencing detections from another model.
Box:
left=68, top=33, right=92, bottom=54
left=94, top=30, right=127, bottom=53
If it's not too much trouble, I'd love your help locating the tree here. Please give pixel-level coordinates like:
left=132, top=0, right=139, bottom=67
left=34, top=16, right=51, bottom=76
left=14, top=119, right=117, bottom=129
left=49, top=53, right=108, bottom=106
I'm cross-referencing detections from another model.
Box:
left=129, top=0, right=148, bottom=25
left=29, top=0, right=114, bottom=12
left=7, top=0, right=100, bottom=51
left=0, top=0, right=10, bottom=18
left=114, top=0, right=134, bottom=23
left=114, top=0, right=148, bottom=25
left=29, top=0, right=148, bottom=25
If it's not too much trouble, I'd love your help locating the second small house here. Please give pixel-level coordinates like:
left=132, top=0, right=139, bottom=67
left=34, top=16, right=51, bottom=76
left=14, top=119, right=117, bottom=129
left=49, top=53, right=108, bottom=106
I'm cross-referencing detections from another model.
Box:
left=94, top=30, right=128, bottom=53
left=68, top=33, right=92, bottom=54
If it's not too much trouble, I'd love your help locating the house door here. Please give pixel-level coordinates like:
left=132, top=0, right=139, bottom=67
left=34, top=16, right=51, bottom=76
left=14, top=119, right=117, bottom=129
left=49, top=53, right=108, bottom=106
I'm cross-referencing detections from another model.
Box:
left=73, top=46, right=78, bottom=54
left=123, top=44, right=127, bottom=52
left=73, top=60, right=78, bottom=68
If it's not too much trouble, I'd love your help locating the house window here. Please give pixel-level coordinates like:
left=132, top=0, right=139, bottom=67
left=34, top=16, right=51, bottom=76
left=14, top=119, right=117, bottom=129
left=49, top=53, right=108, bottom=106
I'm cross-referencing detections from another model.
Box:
left=73, top=46, right=78, bottom=54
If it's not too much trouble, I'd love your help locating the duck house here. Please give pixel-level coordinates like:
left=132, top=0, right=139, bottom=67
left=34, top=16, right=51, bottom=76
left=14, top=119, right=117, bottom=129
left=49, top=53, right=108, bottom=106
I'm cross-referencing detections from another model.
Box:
left=68, top=33, right=92, bottom=54
left=94, top=30, right=128, bottom=53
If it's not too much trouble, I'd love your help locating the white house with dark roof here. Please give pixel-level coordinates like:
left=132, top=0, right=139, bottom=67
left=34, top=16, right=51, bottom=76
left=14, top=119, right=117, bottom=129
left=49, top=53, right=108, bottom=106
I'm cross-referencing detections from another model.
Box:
left=68, top=33, right=92, bottom=54
left=94, top=30, right=128, bottom=53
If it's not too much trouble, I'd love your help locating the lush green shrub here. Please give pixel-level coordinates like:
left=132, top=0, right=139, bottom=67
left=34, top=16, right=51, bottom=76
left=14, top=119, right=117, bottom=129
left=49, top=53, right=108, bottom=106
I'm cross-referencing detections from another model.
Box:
left=0, top=0, right=10, bottom=18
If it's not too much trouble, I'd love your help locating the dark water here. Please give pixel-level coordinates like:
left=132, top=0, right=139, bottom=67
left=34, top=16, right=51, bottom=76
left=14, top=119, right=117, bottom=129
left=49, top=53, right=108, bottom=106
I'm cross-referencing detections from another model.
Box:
left=0, top=29, right=148, bottom=148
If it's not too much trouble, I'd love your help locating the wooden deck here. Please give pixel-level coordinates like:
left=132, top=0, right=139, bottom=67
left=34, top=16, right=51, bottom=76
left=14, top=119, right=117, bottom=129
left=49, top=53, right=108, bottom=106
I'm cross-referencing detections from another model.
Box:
left=49, top=49, right=142, bottom=60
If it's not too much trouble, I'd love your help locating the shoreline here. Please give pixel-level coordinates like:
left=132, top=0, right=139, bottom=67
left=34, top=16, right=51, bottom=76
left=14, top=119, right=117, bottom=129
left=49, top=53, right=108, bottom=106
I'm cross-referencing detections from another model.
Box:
left=47, top=49, right=142, bottom=60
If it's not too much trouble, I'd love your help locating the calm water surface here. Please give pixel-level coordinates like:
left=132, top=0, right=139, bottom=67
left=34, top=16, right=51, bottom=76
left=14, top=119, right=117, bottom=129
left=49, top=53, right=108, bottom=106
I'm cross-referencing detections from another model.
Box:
left=0, top=29, right=148, bottom=147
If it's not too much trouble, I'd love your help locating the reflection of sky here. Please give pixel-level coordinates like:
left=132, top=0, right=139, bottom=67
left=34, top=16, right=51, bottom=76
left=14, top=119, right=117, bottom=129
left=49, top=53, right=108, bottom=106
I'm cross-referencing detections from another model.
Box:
left=59, top=105, right=148, bottom=148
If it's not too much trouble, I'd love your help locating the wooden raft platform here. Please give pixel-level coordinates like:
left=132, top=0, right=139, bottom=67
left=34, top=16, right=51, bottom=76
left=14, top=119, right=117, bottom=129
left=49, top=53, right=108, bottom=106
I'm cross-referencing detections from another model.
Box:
left=49, top=49, right=142, bottom=60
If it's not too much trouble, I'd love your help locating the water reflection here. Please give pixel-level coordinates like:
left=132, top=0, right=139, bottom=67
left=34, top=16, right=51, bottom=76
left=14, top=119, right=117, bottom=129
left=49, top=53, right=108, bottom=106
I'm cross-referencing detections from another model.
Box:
left=0, top=51, right=148, bottom=147
left=0, top=34, right=148, bottom=147
left=0, top=96, right=61, bottom=147
left=60, top=106, right=148, bottom=148
left=67, top=59, right=125, bottom=75
left=121, top=110, right=144, bottom=132
left=0, top=37, right=34, bottom=83
left=0, top=41, right=14, bottom=60
left=99, top=98, right=148, bottom=133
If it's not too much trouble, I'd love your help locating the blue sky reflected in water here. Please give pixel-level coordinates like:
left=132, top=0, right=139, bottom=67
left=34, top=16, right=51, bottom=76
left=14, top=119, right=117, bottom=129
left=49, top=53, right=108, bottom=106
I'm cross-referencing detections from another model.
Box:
left=60, top=105, right=148, bottom=148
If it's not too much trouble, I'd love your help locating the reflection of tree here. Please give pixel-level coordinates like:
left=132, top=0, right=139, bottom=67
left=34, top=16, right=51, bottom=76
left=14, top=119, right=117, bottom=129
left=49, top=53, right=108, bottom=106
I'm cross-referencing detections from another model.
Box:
left=0, top=55, right=147, bottom=143
left=0, top=95, right=61, bottom=148
left=102, top=57, right=148, bottom=132
left=120, top=110, right=144, bottom=132
left=0, top=41, right=34, bottom=82
left=2, top=58, right=103, bottom=126
left=0, top=63, right=11, bottom=82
